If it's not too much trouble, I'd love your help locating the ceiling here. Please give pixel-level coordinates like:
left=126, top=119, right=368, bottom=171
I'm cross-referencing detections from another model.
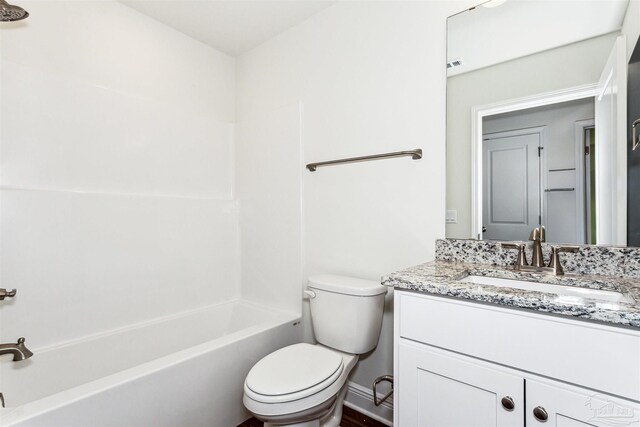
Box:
left=447, top=0, right=630, bottom=76
left=120, top=0, right=337, bottom=57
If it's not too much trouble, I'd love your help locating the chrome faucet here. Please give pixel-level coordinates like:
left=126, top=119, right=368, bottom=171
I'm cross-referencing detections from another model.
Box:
left=0, top=337, right=33, bottom=361
left=529, top=226, right=546, bottom=267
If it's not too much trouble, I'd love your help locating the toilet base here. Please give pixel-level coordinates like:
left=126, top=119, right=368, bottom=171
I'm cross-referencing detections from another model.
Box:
left=318, top=379, right=349, bottom=427
left=264, top=421, right=319, bottom=427
left=260, top=381, right=349, bottom=427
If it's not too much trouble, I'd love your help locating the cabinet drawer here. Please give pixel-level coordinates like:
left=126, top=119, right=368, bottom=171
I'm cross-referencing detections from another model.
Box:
left=398, top=292, right=640, bottom=401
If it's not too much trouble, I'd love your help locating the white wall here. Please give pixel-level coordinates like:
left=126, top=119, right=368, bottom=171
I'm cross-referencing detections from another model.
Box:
left=446, top=32, right=618, bottom=239
left=0, top=1, right=238, bottom=351
left=236, top=103, right=303, bottom=316
left=236, top=0, right=475, bottom=420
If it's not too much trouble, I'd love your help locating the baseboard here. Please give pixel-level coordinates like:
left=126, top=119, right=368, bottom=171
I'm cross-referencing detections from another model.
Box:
left=344, top=381, right=393, bottom=426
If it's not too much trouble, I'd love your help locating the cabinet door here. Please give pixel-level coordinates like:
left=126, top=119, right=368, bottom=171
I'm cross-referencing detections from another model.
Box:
left=526, top=379, right=640, bottom=427
left=398, top=341, right=524, bottom=427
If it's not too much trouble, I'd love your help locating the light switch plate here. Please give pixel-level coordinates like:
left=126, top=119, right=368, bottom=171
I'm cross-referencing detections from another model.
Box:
left=445, top=210, right=457, bottom=224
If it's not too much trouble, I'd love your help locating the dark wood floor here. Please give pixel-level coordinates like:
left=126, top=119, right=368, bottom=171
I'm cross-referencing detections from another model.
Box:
left=237, top=406, right=387, bottom=427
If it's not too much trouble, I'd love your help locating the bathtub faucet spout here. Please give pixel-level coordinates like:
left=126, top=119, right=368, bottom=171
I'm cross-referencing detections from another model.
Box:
left=0, top=337, right=33, bottom=361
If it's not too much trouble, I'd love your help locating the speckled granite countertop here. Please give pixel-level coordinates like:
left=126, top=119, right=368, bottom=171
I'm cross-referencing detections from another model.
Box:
left=382, top=260, right=640, bottom=328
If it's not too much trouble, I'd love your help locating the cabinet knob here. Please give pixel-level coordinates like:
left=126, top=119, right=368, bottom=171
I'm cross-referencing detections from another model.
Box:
left=501, top=396, right=515, bottom=411
left=533, top=406, right=548, bottom=422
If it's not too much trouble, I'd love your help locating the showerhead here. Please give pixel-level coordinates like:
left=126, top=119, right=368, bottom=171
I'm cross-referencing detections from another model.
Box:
left=0, top=0, right=28, bottom=22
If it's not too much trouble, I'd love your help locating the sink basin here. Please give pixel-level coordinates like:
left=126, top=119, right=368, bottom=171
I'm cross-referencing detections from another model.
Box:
left=460, top=275, right=633, bottom=304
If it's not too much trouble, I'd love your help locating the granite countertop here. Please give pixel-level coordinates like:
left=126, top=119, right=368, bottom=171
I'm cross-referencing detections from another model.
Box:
left=382, top=260, right=640, bottom=328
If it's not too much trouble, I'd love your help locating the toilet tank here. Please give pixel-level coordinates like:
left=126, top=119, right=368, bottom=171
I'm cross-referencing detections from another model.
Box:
left=307, top=275, right=387, bottom=354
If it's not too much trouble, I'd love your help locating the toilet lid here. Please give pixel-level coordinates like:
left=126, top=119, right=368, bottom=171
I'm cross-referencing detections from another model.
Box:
left=245, top=343, right=343, bottom=401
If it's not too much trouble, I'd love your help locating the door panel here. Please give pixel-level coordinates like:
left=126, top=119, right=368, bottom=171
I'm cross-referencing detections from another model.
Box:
left=398, top=341, right=524, bottom=427
left=417, top=369, right=498, bottom=426
left=526, top=379, right=640, bottom=427
left=483, top=130, right=540, bottom=241
left=556, top=415, right=597, bottom=427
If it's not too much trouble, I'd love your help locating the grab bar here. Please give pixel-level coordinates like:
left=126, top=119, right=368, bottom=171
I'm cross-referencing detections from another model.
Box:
left=306, top=149, right=422, bottom=172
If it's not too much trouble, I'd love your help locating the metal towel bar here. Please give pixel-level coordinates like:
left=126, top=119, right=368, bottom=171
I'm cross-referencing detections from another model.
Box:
left=545, top=188, right=575, bottom=192
left=306, top=149, right=422, bottom=172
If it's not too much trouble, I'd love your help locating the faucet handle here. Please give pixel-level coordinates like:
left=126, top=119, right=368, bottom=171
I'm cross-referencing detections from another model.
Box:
left=501, top=242, right=525, bottom=250
left=539, top=226, right=546, bottom=243
left=501, top=242, right=528, bottom=269
left=554, top=245, right=580, bottom=253
left=547, top=245, right=580, bottom=275
left=0, top=289, right=16, bottom=300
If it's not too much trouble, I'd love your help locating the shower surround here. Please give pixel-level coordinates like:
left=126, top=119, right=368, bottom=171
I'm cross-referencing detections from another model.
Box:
left=0, top=1, right=302, bottom=424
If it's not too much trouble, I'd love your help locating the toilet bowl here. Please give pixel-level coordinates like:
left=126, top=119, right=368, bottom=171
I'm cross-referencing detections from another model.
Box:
left=243, top=343, right=358, bottom=427
left=243, top=275, right=387, bottom=427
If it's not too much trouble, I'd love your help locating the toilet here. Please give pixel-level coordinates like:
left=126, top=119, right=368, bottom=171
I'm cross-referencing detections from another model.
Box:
left=243, top=275, right=387, bottom=427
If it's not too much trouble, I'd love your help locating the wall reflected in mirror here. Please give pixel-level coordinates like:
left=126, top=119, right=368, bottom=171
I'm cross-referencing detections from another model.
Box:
left=446, top=0, right=634, bottom=246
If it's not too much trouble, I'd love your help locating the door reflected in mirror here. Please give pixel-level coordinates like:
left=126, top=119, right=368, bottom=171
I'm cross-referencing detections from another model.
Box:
left=445, top=0, right=632, bottom=246
left=482, top=99, right=596, bottom=244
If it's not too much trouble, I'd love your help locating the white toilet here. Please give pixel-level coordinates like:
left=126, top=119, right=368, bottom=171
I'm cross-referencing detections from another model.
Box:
left=243, top=275, right=387, bottom=427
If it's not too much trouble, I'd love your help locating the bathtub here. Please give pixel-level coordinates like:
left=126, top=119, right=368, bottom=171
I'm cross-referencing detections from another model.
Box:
left=0, top=300, right=301, bottom=427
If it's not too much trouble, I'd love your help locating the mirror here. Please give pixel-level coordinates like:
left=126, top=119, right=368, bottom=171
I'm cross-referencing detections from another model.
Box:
left=446, top=0, right=635, bottom=246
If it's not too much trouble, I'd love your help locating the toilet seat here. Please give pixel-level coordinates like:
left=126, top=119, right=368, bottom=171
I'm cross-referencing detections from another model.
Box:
left=244, top=343, right=344, bottom=404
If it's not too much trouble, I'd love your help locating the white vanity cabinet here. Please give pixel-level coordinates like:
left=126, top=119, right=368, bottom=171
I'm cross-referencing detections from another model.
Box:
left=394, top=291, right=640, bottom=427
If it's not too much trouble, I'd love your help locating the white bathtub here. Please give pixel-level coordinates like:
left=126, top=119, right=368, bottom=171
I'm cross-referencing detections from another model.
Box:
left=0, top=300, right=301, bottom=427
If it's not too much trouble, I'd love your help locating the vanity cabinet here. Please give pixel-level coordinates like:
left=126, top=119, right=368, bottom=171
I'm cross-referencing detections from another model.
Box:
left=394, top=291, right=640, bottom=426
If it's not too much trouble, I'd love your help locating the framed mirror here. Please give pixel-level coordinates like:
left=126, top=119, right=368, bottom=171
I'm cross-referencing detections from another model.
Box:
left=446, top=0, right=636, bottom=246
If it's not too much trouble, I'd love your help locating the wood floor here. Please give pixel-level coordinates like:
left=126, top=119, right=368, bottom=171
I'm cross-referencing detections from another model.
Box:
left=237, top=406, right=387, bottom=427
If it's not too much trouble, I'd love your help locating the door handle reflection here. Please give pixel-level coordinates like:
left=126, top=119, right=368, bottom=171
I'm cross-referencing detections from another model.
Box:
left=632, top=118, right=640, bottom=150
